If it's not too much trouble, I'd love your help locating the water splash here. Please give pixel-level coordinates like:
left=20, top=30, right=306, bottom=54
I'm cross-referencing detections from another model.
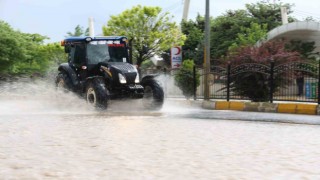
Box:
left=0, top=78, right=94, bottom=115
left=155, top=73, right=183, bottom=98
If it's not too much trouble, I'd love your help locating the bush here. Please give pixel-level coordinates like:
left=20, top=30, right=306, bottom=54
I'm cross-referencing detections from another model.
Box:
left=226, top=40, right=302, bottom=102
left=174, top=60, right=200, bottom=99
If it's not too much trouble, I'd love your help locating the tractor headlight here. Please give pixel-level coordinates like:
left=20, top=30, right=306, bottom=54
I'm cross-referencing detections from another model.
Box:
left=118, top=73, right=127, bottom=84
left=135, top=73, right=140, bottom=83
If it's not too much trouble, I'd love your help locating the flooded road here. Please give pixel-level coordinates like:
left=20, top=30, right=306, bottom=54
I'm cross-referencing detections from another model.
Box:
left=1, top=80, right=320, bottom=179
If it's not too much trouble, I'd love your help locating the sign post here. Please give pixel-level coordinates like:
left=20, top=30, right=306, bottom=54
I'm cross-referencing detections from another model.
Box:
left=171, top=46, right=182, bottom=69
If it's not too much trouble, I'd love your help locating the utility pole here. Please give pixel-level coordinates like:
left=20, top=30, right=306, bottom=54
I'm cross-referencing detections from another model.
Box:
left=204, top=0, right=211, bottom=100
left=88, top=17, right=95, bottom=37
left=280, top=6, right=288, bottom=25
left=182, top=0, right=190, bottom=21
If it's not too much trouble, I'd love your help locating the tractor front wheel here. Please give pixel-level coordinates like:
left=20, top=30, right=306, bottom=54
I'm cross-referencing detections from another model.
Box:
left=142, top=79, right=164, bottom=110
left=86, top=79, right=109, bottom=110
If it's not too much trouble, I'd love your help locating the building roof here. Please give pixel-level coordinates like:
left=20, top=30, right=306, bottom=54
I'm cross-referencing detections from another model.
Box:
left=267, top=21, right=320, bottom=54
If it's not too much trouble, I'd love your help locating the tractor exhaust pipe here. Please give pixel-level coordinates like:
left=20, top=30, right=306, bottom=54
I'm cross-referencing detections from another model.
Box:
left=89, top=17, right=95, bottom=37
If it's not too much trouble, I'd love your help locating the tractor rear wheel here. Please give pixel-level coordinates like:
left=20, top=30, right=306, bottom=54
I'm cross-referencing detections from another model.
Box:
left=56, top=73, right=73, bottom=92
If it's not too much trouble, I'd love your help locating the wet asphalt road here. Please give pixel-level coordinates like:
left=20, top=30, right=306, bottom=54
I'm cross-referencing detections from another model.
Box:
left=1, top=80, right=320, bottom=179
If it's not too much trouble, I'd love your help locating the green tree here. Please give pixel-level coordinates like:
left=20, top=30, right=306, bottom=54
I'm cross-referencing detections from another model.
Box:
left=229, top=22, right=268, bottom=51
left=102, top=5, right=186, bottom=66
left=66, top=25, right=89, bottom=37
left=0, top=21, right=25, bottom=73
left=11, top=33, right=49, bottom=74
left=42, top=43, right=66, bottom=65
left=285, top=40, right=316, bottom=59
left=246, top=1, right=295, bottom=31
left=0, top=20, right=66, bottom=75
left=181, top=15, right=205, bottom=65
left=209, top=1, right=295, bottom=60
left=0, top=20, right=48, bottom=74
left=211, top=10, right=252, bottom=59
left=174, top=60, right=200, bottom=99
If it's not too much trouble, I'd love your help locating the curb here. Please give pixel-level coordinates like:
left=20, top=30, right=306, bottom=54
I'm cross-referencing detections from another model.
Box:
left=202, top=101, right=319, bottom=115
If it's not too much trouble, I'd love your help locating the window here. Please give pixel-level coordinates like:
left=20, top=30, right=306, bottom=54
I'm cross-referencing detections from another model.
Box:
left=87, top=43, right=110, bottom=64
left=69, top=43, right=86, bottom=65
left=87, top=41, right=128, bottom=64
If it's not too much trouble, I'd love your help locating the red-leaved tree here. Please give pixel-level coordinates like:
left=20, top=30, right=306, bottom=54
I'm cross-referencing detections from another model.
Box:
left=224, top=40, right=302, bottom=101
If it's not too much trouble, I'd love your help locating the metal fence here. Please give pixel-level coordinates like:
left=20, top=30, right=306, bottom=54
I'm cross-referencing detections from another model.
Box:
left=202, top=60, right=320, bottom=104
left=141, top=60, right=320, bottom=104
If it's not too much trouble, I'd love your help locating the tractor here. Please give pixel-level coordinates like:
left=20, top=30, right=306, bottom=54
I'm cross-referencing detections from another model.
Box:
left=56, top=36, right=164, bottom=110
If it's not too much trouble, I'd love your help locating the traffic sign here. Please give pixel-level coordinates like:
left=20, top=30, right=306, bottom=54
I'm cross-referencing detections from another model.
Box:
left=171, top=46, right=182, bottom=69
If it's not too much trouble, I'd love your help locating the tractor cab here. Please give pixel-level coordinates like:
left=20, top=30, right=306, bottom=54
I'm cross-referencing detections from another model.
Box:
left=61, top=36, right=130, bottom=75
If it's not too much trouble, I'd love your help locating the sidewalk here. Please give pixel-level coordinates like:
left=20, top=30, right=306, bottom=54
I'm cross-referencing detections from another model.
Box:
left=202, top=100, right=320, bottom=115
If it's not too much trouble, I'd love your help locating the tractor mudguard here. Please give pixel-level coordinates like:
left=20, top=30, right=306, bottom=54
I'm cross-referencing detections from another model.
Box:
left=58, top=63, right=79, bottom=87
left=141, top=75, right=157, bottom=84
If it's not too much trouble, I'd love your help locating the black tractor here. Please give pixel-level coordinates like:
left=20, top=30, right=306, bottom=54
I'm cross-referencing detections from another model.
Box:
left=56, top=36, right=164, bottom=110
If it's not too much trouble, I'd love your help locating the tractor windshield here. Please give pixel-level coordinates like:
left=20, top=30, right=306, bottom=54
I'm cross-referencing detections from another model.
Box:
left=87, top=40, right=128, bottom=64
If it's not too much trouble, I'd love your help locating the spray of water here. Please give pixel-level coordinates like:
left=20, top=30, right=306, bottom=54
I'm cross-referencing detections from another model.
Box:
left=0, top=74, right=199, bottom=116
left=0, top=77, right=94, bottom=115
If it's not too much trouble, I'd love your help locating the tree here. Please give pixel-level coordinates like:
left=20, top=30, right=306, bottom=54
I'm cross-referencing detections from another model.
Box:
left=181, top=15, right=205, bottom=65
left=229, top=22, right=268, bottom=51
left=0, top=20, right=63, bottom=75
left=42, top=43, right=67, bottom=65
left=11, top=33, right=50, bottom=74
left=174, top=60, right=200, bottom=99
left=209, top=1, right=295, bottom=60
left=0, top=20, right=49, bottom=74
left=225, top=40, right=302, bottom=101
left=0, top=21, right=25, bottom=73
left=246, top=1, right=295, bottom=31
left=66, top=25, right=89, bottom=37
left=211, top=10, right=252, bottom=59
left=285, top=40, right=316, bottom=59
left=102, top=5, right=186, bottom=66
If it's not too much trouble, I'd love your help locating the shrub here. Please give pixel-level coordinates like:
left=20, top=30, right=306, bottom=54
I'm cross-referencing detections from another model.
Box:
left=225, top=40, right=302, bottom=102
left=174, top=60, right=200, bottom=99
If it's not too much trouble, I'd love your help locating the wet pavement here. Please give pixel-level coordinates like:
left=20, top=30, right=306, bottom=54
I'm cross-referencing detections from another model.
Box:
left=1, top=80, right=320, bottom=179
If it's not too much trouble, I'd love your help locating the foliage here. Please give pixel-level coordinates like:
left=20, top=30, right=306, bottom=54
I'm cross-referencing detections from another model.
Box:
left=66, top=25, right=89, bottom=37
left=0, top=20, right=66, bottom=76
left=181, top=1, right=295, bottom=63
left=140, top=60, right=154, bottom=69
left=229, top=22, right=268, bottom=51
left=0, top=21, right=25, bottom=73
left=174, top=60, right=200, bottom=99
left=285, top=40, right=316, bottom=59
left=0, top=20, right=48, bottom=74
left=11, top=33, right=49, bottom=74
left=210, top=0, right=295, bottom=60
left=41, top=43, right=67, bottom=65
left=303, top=16, right=319, bottom=22
left=211, top=10, right=252, bottom=59
left=102, top=5, right=186, bottom=66
left=181, top=15, right=205, bottom=65
left=225, top=40, right=302, bottom=102
left=245, top=1, right=294, bottom=31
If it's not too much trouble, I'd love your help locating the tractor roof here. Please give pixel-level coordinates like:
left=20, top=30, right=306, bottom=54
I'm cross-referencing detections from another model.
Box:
left=64, top=36, right=127, bottom=42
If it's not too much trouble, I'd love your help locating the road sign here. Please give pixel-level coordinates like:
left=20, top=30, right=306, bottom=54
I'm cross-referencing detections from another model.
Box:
left=171, top=46, right=182, bottom=69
